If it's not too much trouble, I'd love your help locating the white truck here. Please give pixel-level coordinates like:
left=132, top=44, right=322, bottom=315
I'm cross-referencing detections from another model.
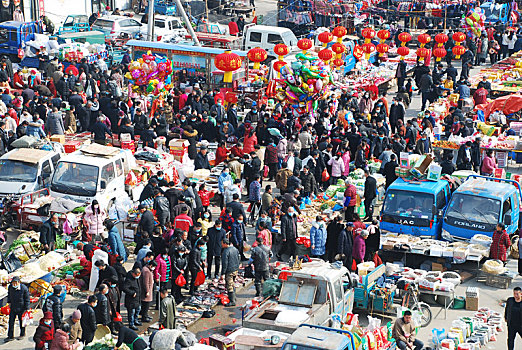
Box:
left=49, top=144, right=134, bottom=211
left=153, top=15, right=188, bottom=42
left=243, top=24, right=298, bottom=58
left=242, top=260, right=355, bottom=334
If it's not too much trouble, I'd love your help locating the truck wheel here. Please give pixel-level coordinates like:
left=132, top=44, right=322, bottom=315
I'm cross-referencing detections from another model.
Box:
left=413, top=302, right=432, bottom=327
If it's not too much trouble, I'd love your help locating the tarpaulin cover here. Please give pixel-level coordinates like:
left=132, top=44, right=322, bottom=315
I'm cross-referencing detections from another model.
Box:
left=476, top=94, right=522, bottom=119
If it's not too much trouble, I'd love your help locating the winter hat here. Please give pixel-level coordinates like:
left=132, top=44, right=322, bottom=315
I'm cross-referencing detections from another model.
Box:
left=43, top=311, right=53, bottom=320
left=71, top=310, right=81, bottom=320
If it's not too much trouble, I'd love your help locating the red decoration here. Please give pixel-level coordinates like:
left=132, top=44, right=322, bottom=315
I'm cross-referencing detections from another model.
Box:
left=247, top=47, right=267, bottom=69
left=353, top=45, right=363, bottom=60
left=297, top=38, right=313, bottom=52
left=318, top=48, right=333, bottom=62
left=362, top=43, right=376, bottom=54
left=397, top=46, right=410, bottom=58
left=214, top=50, right=242, bottom=83
left=416, top=47, right=429, bottom=58
left=376, top=43, right=389, bottom=56
left=225, top=92, right=238, bottom=104
left=333, top=58, right=344, bottom=67
left=362, top=27, right=376, bottom=39
left=435, top=33, right=449, bottom=46
left=273, top=44, right=289, bottom=57
left=332, top=43, right=346, bottom=55
left=273, top=60, right=287, bottom=73
left=452, top=45, right=466, bottom=59
left=332, top=26, right=347, bottom=39
left=318, top=31, right=333, bottom=46
left=417, top=33, right=431, bottom=47
left=377, top=29, right=390, bottom=41
left=398, top=32, right=412, bottom=45
left=433, top=47, right=447, bottom=61
left=452, top=32, right=466, bottom=43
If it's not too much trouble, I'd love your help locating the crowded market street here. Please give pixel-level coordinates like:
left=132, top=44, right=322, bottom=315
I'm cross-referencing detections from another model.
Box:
left=0, top=0, right=519, bottom=350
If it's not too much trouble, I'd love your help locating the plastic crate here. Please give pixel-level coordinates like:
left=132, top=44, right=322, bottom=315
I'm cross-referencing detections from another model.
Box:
left=477, top=270, right=513, bottom=289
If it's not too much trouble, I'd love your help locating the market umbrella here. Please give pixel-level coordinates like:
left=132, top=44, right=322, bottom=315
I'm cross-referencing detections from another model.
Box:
left=478, top=94, right=522, bottom=119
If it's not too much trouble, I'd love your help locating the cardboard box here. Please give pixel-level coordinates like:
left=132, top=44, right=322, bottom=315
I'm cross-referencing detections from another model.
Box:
left=64, top=140, right=82, bottom=153
left=432, top=263, right=445, bottom=272
left=50, top=134, right=65, bottom=143
left=466, top=296, right=479, bottom=311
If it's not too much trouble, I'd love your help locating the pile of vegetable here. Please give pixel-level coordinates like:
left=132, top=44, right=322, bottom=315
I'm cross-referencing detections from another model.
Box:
left=55, top=263, right=83, bottom=279
left=85, top=334, right=129, bottom=350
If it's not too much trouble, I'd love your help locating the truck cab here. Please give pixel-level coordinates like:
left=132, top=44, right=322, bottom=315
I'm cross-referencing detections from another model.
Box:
left=0, top=21, right=43, bottom=59
left=50, top=144, right=132, bottom=210
left=243, top=260, right=354, bottom=334
left=243, top=25, right=298, bottom=58
left=153, top=15, right=187, bottom=42
left=480, top=2, right=510, bottom=25
left=57, top=15, right=90, bottom=34
left=442, top=175, right=521, bottom=240
left=380, top=178, right=451, bottom=238
left=0, top=148, right=61, bottom=197
left=282, top=324, right=356, bottom=350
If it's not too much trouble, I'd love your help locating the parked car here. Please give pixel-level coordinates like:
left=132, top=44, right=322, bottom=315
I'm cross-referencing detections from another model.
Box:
left=91, top=15, right=145, bottom=41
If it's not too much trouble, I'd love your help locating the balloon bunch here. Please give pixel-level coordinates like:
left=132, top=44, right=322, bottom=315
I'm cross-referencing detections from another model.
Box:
left=464, top=7, right=485, bottom=38
left=125, top=51, right=173, bottom=96
left=274, top=52, right=337, bottom=116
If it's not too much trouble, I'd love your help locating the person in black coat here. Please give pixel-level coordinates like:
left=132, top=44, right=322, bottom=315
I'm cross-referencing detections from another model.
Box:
left=326, top=216, right=344, bottom=262
left=114, top=322, right=147, bottom=350
left=194, top=146, right=210, bottom=170
left=43, top=285, right=63, bottom=328
left=170, top=245, right=188, bottom=303
left=389, top=98, right=405, bottom=134
left=363, top=170, right=377, bottom=222
left=122, top=268, right=142, bottom=330
left=278, top=208, right=298, bottom=260
left=188, top=240, right=205, bottom=295
left=137, top=205, right=155, bottom=243
left=383, top=154, right=399, bottom=189
left=139, top=178, right=159, bottom=203
left=95, top=260, right=118, bottom=287
left=227, top=194, right=246, bottom=220
left=338, top=223, right=354, bottom=270
left=6, top=276, right=30, bottom=341
left=39, top=215, right=60, bottom=253
left=456, top=141, right=473, bottom=170
left=445, top=62, right=458, bottom=83
left=77, top=296, right=97, bottom=344
left=206, top=220, right=226, bottom=278
left=94, top=284, right=111, bottom=327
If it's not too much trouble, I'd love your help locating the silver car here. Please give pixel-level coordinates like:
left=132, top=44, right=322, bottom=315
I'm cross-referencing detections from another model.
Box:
left=91, top=15, right=145, bottom=41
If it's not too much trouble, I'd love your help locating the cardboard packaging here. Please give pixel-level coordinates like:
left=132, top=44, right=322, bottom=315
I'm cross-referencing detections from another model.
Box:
left=50, top=135, right=65, bottom=143
left=465, top=297, right=479, bottom=311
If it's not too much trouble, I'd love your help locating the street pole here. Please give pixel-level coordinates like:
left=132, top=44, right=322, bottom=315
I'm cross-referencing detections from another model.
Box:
left=174, top=0, right=201, bottom=46
left=147, top=0, right=155, bottom=41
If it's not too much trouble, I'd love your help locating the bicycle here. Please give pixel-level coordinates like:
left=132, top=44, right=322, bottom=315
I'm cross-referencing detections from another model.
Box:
left=401, top=282, right=433, bottom=328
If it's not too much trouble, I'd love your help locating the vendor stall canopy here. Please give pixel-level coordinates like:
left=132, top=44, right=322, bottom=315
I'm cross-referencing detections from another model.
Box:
left=477, top=94, right=522, bottom=119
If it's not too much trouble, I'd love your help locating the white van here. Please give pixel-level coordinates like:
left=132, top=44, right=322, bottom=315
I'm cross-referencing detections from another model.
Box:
left=50, top=144, right=133, bottom=210
left=243, top=25, right=298, bottom=58
left=0, top=148, right=61, bottom=197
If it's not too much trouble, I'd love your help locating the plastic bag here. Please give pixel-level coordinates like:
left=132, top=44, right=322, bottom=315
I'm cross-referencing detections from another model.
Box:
left=263, top=165, right=269, bottom=178
left=194, top=270, right=205, bottom=286
left=22, top=310, right=33, bottom=327
left=175, top=273, right=187, bottom=287
left=322, top=168, right=330, bottom=182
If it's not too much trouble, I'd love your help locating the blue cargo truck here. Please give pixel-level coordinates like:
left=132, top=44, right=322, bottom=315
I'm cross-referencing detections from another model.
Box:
left=380, top=178, right=452, bottom=238
left=441, top=175, right=522, bottom=241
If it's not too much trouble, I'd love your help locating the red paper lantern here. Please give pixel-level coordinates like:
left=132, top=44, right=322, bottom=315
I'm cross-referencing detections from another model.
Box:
left=435, top=33, right=449, bottom=45
left=274, top=44, right=289, bottom=57
left=247, top=47, right=267, bottom=69
left=452, top=32, right=466, bottom=43
left=333, top=58, right=344, bottom=67
left=452, top=45, right=466, bottom=59
left=297, top=38, right=313, bottom=52
left=318, top=31, right=334, bottom=46
left=214, top=50, right=242, bottom=83
left=377, top=29, right=391, bottom=41
left=376, top=43, right=389, bottom=56
left=331, top=43, right=346, bottom=55
left=332, top=26, right=347, bottom=39
left=397, top=46, right=410, bottom=58
left=362, top=43, right=376, bottom=55
left=362, top=27, right=376, bottom=39
left=417, top=33, right=431, bottom=47
left=433, top=47, right=447, bottom=61
left=398, top=32, right=412, bottom=45
left=416, top=47, right=429, bottom=58
left=318, top=48, right=333, bottom=62
left=273, top=60, right=287, bottom=73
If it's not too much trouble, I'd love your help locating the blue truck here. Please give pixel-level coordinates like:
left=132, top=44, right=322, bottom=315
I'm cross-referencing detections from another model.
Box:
left=380, top=178, right=452, bottom=239
left=441, top=175, right=522, bottom=241
left=480, top=2, right=512, bottom=25
left=281, top=324, right=357, bottom=350
left=0, top=21, right=42, bottom=60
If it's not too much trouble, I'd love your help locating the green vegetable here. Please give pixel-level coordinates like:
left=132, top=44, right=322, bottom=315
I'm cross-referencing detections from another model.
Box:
left=56, top=235, right=66, bottom=250
left=7, top=239, right=29, bottom=254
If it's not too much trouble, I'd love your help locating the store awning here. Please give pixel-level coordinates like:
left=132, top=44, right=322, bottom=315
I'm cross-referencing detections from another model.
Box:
left=476, top=94, right=522, bottom=119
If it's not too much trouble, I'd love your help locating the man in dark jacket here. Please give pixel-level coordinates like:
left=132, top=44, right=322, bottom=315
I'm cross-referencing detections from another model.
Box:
left=137, top=204, right=155, bottom=238
left=230, top=213, right=246, bottom=261
left=43, top=285, right=63, bottom=328
left=40, top=214, right=60, bottom=253
left=300, top=166, right=317, bottom=198
left=505, top=286, right=522, bottom=350
left=153, top=190, right=170, bottom=227
left=338, top=223, right=354, bottom=270
left=414, top=132, right=432, bottom=155
left=389, top=98, right=405, bottom=134
left=227, top=193, right=246, bottom=220
left=92, top=116, right=112, bottom=144
left=6, top=276, right=30, bottom=341
left=221, top=238, right=240, bottom=306
left=457, top=141, right=473, bottom=170
left=277, top=207, right=298, bottom=260
left=383, top=154, right=399, bottom=189
left=363, top=170, right=377, bottom=222
left=419, top=71, right=433, bottom=110
left=251, top=237, right=272, bottom=297
left=139, top=178, right=159, bottom=203
left=122, top=268, right=142, bottom=330
left=94, top=284, right=111, bottom=327
left=96, top=260, right=118, bottom=287
left=445, top=62, right=458, bottom=83
left=188, top=240, right=205, bottom=295
left=206, top=220, right=226, bottom=278
left=194, top=146, right=211, bottom=171
left=77, top=295, right=97, bottom=344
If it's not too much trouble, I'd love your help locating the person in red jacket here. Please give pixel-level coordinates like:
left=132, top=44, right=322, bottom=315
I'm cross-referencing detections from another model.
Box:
left=343, top=178, right=357, bottom=222
left=490, top=223, right=511, bottom=263
left=198, top=183, right=215, bottom=209
left=173, top=207, right=193, bottom=232
left=12, top=69, right=24, bottom=89
left=33, top=312, right=55, bottom=350
left=215, top=141, right=229, bottom=165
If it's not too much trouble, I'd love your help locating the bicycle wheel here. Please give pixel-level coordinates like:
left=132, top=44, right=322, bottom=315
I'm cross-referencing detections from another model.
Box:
left=412, top=302, right=432, bottom=328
